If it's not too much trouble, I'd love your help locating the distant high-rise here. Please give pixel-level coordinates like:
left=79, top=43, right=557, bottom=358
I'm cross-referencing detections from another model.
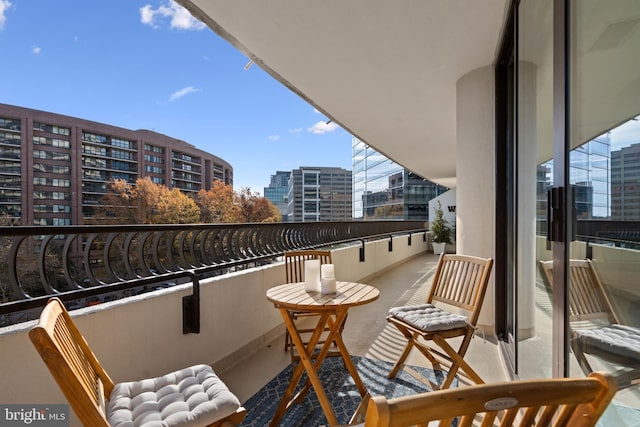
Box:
left=352, top=137, right=447, bottom=220
left=264, top=171, right=291, bottom=221
left=612, top=142, right=640, bottom=220
left=287, top=167, right=352, bottom=222
left=0, top=103, right=233, bottom=225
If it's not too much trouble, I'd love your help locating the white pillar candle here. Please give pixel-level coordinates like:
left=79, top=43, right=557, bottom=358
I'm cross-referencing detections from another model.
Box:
left=321, top=264, right=335, bottom=279
left=304, top=259, right=321, bottom=292
left=321, top=277, right=337, bottom=294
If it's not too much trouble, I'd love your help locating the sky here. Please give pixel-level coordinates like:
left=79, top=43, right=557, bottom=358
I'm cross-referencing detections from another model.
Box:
left=0, top=0, right=353, bottom=195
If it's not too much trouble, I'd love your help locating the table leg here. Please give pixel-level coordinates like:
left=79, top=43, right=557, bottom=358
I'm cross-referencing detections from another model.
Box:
left=296, top=309, right=368, bottom=412
left=270, top=309, right=339, bottom=427
left=325, top=309, right=368, bottom=397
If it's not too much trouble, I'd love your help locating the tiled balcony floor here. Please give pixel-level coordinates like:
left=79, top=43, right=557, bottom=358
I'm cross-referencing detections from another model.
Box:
left=219, top=252, right=507, bottom=404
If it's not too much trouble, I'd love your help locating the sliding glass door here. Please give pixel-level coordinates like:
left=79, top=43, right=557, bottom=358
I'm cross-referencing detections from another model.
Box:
left=567, top=0, right=640, bottom=421
left=512, top=0, right=640, bottom=423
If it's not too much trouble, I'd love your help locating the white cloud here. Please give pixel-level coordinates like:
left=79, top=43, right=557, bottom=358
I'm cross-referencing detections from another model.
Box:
left=611, top=116, right=640, bottom=150
left=169, top=86, right=199, bottom=102
left=0, top=0, right=12, bottom=29
left=268, top=134, right=280, bottom=141
left=140, top=1, right=205, bottom=30
left=140, top=5, right=155, bottom=26
left=32, top=46, right=41, bottom=55
left=288, top=128, right=303, bottom=134
left=308, top=121, right=339, bottom=135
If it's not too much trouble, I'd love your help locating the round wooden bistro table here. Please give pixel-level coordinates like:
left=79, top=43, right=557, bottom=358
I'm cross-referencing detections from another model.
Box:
left=266, top=281, right=380, bottom=426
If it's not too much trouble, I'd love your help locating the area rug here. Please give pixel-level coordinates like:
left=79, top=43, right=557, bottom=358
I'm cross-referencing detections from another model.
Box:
left=240, top=356, right=453, bottom=426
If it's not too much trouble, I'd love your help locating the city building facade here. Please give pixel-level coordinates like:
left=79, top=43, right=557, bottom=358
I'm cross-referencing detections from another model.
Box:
left=0, top=103, right=233, bottom=225
left=287, top=167, right=352, bottom=222
left=352, top=137, right=448, bottom=220
left=612, top=142, right=640, bottom=221
left=263, top=171, right=291, bottom=221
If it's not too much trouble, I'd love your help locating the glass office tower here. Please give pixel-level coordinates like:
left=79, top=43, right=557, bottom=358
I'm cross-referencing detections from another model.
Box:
left=352, top=137, right=448, bottom=220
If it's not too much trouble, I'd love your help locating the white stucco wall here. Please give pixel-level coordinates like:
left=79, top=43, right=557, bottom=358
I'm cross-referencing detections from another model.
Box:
left=428, top=189, right=457, bottom=231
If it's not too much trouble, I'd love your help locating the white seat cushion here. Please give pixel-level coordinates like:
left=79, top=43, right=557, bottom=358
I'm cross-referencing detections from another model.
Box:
left=107, top=364, right=241, bottom=427
left=575, top=324, right=640, bottom=361
left=389, top=304, right=468, bottom=332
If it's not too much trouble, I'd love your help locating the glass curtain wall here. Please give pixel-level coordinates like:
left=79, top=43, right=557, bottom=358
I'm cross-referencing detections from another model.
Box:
left=352, top=137, right=448, bottom=220
left=516, top=0, right=640, bottom=423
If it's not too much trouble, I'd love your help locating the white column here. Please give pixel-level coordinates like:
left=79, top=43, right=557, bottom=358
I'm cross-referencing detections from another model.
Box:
left=456, top=65, right=496, bottom=333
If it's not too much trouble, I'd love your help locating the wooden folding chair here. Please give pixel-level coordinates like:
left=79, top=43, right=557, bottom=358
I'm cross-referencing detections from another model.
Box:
left=539, top=259, right=640, bottom=389
left=283, top=250, right=341, bottom=363
left=357, top=371, right=616, bottom=427
left=29, top=297, right=246, bottom=427
left=386, top=254, right=493, bottom=389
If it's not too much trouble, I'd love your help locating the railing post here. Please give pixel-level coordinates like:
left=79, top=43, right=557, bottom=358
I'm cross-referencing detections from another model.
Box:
left=359, top=239, right=366, bottom=262
left=182, top=272, right=200, bottom=334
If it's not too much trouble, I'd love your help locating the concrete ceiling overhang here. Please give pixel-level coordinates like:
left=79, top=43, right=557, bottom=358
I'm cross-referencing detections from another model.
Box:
left=176, top=0, right=509, bottom=188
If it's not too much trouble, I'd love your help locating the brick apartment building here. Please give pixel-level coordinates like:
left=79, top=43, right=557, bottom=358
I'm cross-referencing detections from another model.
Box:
left=0, top=103, right=233, bottom=225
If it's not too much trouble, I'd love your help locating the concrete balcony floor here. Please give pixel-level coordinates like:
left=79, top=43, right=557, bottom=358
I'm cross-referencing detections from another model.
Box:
left=218, top=252, right=507, bottom=404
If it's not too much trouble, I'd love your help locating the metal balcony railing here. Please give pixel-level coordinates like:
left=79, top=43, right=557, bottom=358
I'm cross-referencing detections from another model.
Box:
left=0, top=220, right=427, bottom=331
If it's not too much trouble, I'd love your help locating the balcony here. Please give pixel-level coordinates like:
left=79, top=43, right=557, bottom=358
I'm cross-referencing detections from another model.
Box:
left=4, top=226, right=503, bottom=425
left=2, top=221, right=639, bottom=426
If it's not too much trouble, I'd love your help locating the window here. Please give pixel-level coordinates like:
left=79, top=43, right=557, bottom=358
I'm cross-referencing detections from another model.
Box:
left=34, top=122, right=70, bottom=136
left=303, top=172, right=319, bottom=185
left=33, top=136, right=71, bottom=148
left=145, top=144, right=164, bottom=154
left=0, top=161, right=20, bottom=174
left=52, top=179, right=70, bottom=187
left=83, top=157, right=106, bottom=168
left=145, top=165, right=163, bottom=173
left=144, top=154, right=164, bottom=163
left=82, top=132, right=107, bottom=144
left=82, top=145, right=107, bottom=156
left=0, top=117, right=21, bottom=131
left=0, top=131, right=21, bottom=145
left=0, top=146, right=21, bottom=159
left=112, top=149, right=134, bottom=161
left=53, top=205, right=71, bottom=214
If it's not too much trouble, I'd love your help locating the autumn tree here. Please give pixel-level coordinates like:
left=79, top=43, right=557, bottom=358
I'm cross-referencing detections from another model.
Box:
left=94, top=178, right=278, bottom=225
left=197, top=181, right=241, bottom=223
left=235, top=187, right=282, bottom=223
left=197, top=183, right=280, bottom=223
left=92, top=179, right=140, bottom=224
left=249, top=197, right=282, bottom=223
left=153, top=187, right=201, bottom=224
left=94, top=178, right=200, bottom=224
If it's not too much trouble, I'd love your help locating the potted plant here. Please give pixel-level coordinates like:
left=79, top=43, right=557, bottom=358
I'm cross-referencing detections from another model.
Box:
left=430, top=201, right=452, bottom=255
